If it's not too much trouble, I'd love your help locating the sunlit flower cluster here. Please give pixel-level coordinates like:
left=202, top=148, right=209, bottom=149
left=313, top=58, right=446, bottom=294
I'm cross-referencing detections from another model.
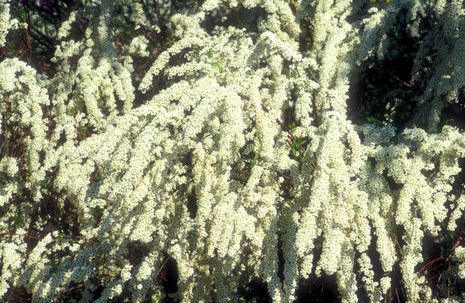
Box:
left=1, top=0, right=465, bottom=302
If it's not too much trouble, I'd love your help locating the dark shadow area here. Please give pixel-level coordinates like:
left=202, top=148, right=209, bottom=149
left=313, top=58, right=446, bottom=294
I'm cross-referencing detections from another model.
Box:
left=40, top=193, right=81, bottom=238
left=230, top=144, right=261, bottom=185
left=382, top=169, right=404, bottom=192
left=420, top=230, right=465, bottom=300
left=295, top=274, right=339, bottom=303
left=365, top=224, right=386, bottom=282
left=91, top=284, right=106, bottom=301
left=237, top=279, right=272, bottom=303
left=157, top=256, right=179, bottom=303
left=383, top=224, right=407, bottom=303
left=277, top=234, right=285, bottom=285
left=295, top=235, right=339, bottom=303
left=202, top=5, right=267, bottom=35
left=178, top=151, right=197, bottom=219
left=127, top=241, right=151, bottom=266
left=3, top=1, right=80, bottom=75
left=347, top=7, right=420, bottom=130
left=441, top=99, right=465, bottom=131
left=186, top=186, right=197, bottom=219
left=19, top=0, right=76, bottom=24
left=453, top=158, right=465, bottom=193
left=3, top=287, right=32, bottom=303
left=386, top=262, right=407, bottom=303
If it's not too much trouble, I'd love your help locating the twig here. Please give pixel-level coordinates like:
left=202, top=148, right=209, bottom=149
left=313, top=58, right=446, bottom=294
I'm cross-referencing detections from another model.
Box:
left=152, top=0, right=168, bottom=37
left=156, top=255, right=172, bottom=282
left=395, top=288, right=401, bottom=303
left=0, top=232, right=42, bottom=241
left=419, top=256, right=444, bottom=273
left=389, top=70, right=412, bottom=88
left=29, top=26, right=55, bottom=48
left=22, top=3, right=33, bottom=63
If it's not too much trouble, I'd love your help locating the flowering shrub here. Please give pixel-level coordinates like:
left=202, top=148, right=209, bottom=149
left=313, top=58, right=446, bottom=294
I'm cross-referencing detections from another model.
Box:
left=1, top=0, right=465, bottom=302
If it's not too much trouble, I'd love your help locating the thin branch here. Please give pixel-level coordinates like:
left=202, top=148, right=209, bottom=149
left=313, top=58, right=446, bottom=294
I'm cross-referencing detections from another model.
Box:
left=152, top=0, right=168, bottom=37
left=0, top=232, right=42, bottom=241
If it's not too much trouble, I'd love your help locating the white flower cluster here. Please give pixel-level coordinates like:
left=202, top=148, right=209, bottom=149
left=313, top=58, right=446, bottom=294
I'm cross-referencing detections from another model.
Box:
left=1, top=0, right=465, bottom=302
left=0, top=0, right=19, bottom=47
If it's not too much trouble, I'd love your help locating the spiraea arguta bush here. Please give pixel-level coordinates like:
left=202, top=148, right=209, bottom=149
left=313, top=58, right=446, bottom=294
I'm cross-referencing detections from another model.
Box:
left=2, top=0, right=465, bottom=302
